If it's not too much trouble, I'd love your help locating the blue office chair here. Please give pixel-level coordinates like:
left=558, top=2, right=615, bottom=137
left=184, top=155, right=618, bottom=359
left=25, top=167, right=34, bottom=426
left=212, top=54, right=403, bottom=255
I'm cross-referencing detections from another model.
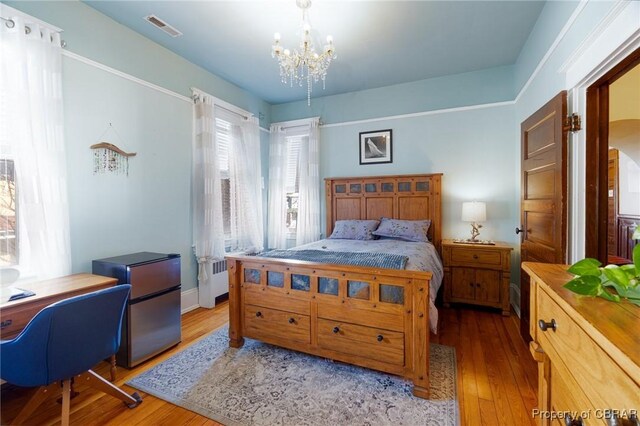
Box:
left=0, top=284, right=142, bottom=425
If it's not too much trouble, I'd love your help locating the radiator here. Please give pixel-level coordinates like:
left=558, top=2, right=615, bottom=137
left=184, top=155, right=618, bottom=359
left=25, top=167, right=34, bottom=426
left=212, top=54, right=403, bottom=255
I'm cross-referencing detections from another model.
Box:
left=198, top=259, right=228, bottom=309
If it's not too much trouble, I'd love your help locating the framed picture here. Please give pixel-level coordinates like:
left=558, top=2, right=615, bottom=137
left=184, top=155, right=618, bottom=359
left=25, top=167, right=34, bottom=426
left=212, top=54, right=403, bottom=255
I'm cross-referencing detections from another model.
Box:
left=359, top=129, right=392, bottom=165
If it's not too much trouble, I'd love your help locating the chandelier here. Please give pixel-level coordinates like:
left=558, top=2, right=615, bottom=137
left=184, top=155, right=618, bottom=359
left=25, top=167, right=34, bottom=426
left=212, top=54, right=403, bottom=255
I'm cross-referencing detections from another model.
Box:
left=271, top=0, right=336, bottom=106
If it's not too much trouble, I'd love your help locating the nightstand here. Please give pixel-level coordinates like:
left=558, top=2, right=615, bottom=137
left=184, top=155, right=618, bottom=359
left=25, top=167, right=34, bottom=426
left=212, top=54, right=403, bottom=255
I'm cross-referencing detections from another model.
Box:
left=442, top=239, right=513, bottom=316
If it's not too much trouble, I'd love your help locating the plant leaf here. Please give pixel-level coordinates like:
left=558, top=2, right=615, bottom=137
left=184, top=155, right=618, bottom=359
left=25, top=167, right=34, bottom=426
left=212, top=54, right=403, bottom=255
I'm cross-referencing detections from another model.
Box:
left=634, top=242, right=640, bottom=272
left=568, top=258, right=602, bottom=276
left=603, top=266, right=630, bottom=287
left=617, top=285, right=640, bottom=300
left=564, top=275, right=601, bottom=296
left=598, top=289, right=620, bottom=302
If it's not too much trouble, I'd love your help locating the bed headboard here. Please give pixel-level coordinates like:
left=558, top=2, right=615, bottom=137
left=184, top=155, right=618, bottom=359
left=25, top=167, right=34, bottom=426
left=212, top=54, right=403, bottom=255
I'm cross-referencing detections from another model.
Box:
left=324, top=173, right=443, bottom=251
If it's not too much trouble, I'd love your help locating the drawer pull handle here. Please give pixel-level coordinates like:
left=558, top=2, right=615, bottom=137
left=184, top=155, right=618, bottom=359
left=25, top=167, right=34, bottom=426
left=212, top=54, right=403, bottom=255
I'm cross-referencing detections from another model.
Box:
left=288, top=317, right=295, bottom=324
left=332, top=326, right=340, bottom=334
left=515, top=227, right=524, bottom=234
left=538, top=319, right=557, bottom=332
left=376, top=334, right=383, bottom=342
left=564, top=415, right=583, bottom=426
left=0, top=319, right=12, bottom=329
left=473, top=254, right=478, bottom=259
left=255, top=311, right=262, bottom=318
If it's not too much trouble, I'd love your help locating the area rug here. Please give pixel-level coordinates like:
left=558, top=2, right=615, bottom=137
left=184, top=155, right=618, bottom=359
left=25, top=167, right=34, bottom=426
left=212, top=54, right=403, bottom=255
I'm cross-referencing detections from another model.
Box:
left=127, top=327, right=459, bottom=425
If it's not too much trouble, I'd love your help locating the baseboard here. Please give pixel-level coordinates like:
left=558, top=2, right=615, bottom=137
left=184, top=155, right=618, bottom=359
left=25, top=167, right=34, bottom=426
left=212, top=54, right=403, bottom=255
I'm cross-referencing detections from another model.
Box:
left=181, top=287, right=200, bottom=314
left=510, top=283, right=521, bottom=318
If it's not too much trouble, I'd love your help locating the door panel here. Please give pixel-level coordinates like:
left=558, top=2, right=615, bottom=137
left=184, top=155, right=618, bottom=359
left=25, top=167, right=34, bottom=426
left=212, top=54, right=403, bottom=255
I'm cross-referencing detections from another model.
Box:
left=520, top=91, right=568, bottom=343
left=451, top=268, right=475, bottom=300
left=475, top=270, right=500, bottom=304
left=525, top=169, right=556, bottom=200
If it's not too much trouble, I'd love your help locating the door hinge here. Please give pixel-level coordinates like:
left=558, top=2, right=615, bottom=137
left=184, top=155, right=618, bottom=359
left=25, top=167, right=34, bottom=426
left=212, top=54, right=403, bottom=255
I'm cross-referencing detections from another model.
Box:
left=564, top=113, right=582, bottom=132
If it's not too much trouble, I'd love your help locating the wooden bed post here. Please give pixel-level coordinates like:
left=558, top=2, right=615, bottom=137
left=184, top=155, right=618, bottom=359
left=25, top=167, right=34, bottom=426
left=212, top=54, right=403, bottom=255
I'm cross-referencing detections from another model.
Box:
left=227, top=259, right=244, bottom=348
left=412, top=278, right=430, bottom=398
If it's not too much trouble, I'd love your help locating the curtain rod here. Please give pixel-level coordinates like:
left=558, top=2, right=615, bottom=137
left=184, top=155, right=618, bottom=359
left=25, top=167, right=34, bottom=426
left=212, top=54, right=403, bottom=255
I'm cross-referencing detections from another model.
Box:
left=1, top=15, right=67, bottom=47
left=280, top=124, right=310, bottom=131
left=190, top=87, right=253, bottom=121
left=274, top=117, right=321, bottom=131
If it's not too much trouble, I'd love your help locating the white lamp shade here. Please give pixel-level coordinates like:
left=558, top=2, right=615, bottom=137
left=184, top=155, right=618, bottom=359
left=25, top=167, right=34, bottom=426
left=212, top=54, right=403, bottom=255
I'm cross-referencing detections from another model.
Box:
left=462, top=201, right=486, bottom=222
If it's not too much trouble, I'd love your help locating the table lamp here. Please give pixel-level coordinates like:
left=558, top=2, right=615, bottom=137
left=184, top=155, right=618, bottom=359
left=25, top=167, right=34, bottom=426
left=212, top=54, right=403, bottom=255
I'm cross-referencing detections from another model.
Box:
left=462, top=201, right=486, bottom=242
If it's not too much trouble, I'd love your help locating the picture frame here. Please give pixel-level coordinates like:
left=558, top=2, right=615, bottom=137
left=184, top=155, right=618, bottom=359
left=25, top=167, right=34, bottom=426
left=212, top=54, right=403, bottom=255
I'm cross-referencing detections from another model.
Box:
left=359, top=129, right=392, bottom=165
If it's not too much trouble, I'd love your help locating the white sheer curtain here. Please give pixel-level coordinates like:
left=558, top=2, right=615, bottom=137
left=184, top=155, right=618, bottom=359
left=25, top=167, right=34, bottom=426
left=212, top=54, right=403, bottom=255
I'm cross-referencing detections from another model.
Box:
left=192, top=94, right=225, bottom=293
left=268, top=119, right=321, bottom=248
left=228, top=115, right=263, bottom=252
left=296, top=119, right=320, bottom=245
left=267, top=125, right=288, bottom=249
left=0, top=15, right=71, bottom=279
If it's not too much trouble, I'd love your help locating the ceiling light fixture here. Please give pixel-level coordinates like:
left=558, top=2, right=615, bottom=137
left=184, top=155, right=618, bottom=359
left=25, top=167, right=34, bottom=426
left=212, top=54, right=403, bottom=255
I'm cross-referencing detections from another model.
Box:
left=271, top=0, right=336, bottom=106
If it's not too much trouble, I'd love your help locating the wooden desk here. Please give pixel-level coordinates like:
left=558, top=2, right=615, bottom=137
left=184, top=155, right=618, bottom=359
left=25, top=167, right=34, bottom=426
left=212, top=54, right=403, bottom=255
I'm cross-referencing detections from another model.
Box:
left=0, top=274, right=118, bottom=379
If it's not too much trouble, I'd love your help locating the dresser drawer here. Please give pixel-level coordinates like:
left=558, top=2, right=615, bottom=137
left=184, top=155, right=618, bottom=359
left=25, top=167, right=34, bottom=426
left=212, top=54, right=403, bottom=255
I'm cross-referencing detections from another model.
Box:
left=317, top=318, right=404, bottom=365
left=244, top=304, right=310, bottom=344
left=536, top=288, right=640, bottom=411
left=449, top=247, right=502, bottom=268
left=549, top=364, right=601, bottom=425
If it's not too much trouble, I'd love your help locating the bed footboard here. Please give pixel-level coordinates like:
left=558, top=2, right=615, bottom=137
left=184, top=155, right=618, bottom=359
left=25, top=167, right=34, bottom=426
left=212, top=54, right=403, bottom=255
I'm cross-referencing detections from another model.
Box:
left=226, top=255, right=433, bottom=399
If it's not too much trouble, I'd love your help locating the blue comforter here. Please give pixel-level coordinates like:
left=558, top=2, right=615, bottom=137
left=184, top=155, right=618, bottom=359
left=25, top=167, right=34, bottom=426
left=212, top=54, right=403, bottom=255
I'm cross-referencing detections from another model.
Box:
left=257, top=249, right=409, bottom=270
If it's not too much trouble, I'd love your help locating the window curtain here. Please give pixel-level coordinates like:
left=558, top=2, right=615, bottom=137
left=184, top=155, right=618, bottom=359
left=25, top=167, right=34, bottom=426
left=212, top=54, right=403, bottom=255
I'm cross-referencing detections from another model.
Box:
left=296, top=119, right=321, bottom=245
left=192, top=94, right=225, bottom=290
left=228, top=116, right=263, bottom=252
left=267, top=125, right=288, bottom=249
left=0, top=16, right=71, bottom=279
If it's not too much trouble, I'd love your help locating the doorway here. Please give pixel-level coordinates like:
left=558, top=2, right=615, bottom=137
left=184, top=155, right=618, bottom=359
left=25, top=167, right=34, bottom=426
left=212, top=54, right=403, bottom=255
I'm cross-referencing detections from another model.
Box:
left=585, top=48, right=640, bottom=263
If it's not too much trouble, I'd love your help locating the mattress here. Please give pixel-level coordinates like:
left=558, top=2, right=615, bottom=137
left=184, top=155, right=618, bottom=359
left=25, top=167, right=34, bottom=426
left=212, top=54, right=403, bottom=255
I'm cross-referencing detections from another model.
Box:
left=290, top=238, right=444, bottom=333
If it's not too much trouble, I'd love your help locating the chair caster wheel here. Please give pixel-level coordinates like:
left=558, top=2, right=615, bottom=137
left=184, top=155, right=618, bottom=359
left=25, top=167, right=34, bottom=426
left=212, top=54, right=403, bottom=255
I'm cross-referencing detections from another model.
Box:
left=125, top=392, right=143, bottom=408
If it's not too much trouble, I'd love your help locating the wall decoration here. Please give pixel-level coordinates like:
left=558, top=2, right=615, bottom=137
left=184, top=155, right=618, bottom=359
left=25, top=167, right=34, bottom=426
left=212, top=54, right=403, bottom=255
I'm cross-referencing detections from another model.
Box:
left=90, top=123, right=136, bottom=175
left=359, top=129, right=392, bottom=165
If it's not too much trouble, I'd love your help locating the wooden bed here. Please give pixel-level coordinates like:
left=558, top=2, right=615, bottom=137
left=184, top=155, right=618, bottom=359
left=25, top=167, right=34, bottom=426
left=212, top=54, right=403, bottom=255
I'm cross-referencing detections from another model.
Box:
left=226, top=173, right=442, bottom=398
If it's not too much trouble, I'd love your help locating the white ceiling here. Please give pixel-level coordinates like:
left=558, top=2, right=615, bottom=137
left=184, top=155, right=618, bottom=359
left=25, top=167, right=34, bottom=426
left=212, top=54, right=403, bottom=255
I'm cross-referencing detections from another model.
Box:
left=85, top=1, right=546, bottom=104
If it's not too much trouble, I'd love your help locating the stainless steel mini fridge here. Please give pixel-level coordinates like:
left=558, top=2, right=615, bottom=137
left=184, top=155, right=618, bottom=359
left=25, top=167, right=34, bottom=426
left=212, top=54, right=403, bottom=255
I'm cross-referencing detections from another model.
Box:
left=92, top=252, right=182, bottom=368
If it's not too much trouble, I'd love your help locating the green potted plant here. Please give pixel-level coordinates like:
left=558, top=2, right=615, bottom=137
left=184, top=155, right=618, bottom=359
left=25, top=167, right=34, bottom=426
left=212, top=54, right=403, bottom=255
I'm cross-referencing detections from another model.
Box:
left=564, top=229, right=640, bottom=306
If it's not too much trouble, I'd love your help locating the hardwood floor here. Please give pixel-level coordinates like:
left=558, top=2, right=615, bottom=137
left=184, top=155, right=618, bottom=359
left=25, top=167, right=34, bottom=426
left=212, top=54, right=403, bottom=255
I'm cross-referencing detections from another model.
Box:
left=0, top=303, right=537, bottom=425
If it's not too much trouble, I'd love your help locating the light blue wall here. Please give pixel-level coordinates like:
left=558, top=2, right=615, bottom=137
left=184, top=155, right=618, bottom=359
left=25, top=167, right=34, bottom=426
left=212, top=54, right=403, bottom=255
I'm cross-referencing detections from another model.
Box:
left=514, top=0, right=619, bottom=120
left=8, top=1, right=272, bottom=291
left=316, top=106, right=518, bottom=247
left=6, top=1, right=271, bottom=126
left=512, top=1, right=581, bottom=96
left=271, top=66, right=515, bottom=124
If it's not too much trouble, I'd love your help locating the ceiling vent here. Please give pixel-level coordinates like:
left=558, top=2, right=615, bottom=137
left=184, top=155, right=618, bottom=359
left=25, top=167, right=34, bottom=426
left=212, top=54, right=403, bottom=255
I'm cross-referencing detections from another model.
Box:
left=144, top=15, right=182, bottom=37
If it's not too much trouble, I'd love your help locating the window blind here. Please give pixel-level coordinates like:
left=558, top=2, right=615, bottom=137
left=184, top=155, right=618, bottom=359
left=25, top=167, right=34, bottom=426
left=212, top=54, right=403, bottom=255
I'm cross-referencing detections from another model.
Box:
left=285, top=135, right=307, bottom=193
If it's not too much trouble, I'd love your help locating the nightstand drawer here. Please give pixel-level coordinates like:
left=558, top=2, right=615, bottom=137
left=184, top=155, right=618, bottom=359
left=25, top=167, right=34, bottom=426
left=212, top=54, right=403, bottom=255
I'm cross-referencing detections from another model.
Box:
left=449, top=247, right=502, bottom=267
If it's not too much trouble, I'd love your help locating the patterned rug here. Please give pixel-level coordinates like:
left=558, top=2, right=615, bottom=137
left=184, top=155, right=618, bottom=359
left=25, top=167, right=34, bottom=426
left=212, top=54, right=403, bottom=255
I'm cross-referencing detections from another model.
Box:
left=127, top=327, right=459, bottom=425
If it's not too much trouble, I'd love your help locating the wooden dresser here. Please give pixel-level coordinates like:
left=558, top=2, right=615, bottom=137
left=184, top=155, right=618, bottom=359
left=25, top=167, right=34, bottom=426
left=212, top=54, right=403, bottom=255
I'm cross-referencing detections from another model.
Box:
left=442, top=240, right=513, bottom=315
left=523, top=262, right=640, bottom=425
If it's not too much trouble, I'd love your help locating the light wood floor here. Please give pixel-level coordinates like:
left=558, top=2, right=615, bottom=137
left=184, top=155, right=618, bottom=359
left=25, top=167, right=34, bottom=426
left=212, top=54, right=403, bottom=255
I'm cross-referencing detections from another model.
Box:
left=0, top=303, right=537, bottom=426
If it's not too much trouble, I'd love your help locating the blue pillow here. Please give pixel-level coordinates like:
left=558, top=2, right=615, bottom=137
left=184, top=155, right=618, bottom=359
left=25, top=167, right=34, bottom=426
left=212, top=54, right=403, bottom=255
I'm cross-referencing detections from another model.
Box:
left=329, top=220, right=380, bottom=240
left=372, top=218, right=431, bottom=242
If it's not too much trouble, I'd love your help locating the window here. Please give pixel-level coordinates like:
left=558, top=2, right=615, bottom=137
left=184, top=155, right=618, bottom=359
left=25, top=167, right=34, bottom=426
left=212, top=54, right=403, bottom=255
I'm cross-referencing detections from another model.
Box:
left=0, top=159, right=17, bottom=266
left=215, top=117, right=232, bottom=239
left=285, top=135, right=307, bottom=234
